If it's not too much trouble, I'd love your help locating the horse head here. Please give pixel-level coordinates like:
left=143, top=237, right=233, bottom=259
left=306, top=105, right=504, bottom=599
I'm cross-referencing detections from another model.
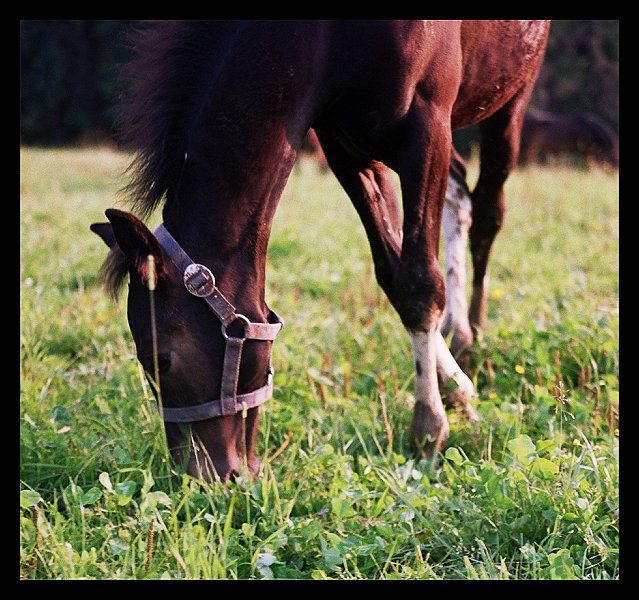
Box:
left=91, top=208, right=282, bottom=483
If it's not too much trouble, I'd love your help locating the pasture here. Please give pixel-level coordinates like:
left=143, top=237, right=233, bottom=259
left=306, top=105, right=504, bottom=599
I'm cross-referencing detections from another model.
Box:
left=20, top=147, right=618, bottom=579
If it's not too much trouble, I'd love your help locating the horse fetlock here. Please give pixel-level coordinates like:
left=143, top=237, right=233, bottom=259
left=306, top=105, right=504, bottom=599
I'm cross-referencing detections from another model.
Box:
left=450, top=367, right=475, bottom=399
left=450, top=328, right=474, bottom=360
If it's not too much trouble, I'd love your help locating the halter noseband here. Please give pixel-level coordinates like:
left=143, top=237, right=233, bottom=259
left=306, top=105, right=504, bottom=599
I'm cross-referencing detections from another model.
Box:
left=151, top=223, right=283, bottom=423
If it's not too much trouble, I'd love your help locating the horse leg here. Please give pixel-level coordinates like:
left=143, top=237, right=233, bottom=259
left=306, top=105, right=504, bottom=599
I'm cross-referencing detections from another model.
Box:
left=441, top=149, right=474, bottom=365
left=317, top=120, right=475, bottom=459
left=469, top=92, right=529, bottom=333
left=313, top=130, right=403, bottom=303
left=393, top=101, right=475, bottom=459
left=440, top=164, right=478, bottom=419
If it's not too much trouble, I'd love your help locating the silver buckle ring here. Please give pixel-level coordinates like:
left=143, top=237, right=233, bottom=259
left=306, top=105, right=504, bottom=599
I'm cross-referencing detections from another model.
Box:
left=183, top=263, right=216, bottom=297
left=221, top=314, right=251, bottom=341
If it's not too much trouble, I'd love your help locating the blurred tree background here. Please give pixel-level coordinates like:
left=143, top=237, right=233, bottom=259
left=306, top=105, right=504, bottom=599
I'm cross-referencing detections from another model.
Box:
left=20, top=20, right=619, bottom=147
left=20, top=20, right=136, bottom=145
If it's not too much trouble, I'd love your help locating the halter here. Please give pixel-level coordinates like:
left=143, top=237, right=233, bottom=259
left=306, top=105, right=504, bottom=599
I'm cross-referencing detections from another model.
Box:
left=150, top=223, right=283, bottom=423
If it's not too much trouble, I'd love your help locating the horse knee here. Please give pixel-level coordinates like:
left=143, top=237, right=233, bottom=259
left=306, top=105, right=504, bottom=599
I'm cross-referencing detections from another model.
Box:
left=392, top=265, right=445, bottom=331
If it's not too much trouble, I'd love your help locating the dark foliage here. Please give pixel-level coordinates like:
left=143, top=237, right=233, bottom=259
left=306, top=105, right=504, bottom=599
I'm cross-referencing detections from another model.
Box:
left=535, top=20, right=619, bottom=133
left=20, top=20, right=618, bottom=147
left=20, top=20, right=136, bottom=145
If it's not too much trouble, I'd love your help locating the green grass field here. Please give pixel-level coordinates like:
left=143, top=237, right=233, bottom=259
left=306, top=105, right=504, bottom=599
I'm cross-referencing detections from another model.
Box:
left=20, top=147, right=619, bottom=580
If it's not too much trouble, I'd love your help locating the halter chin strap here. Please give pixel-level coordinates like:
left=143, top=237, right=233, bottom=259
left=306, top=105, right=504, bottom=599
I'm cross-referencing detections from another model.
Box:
left=152, top=223, right=283, bottom=422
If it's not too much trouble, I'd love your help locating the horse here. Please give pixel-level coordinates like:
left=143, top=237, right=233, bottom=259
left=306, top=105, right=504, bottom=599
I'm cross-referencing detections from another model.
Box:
left=519, top=110, right=619, bottom=168
left=91, top=20, right=550, bottom=483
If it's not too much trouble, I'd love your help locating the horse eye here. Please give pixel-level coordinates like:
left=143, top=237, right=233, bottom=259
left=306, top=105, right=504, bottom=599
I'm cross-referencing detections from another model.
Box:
left=140, top=352, right=172, bottom=376
left=157, top=353, right=172, bottom=374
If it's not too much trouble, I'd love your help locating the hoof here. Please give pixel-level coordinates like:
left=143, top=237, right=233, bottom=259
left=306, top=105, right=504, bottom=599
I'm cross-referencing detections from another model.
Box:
left=410, top=403, right=450, bottom=463
left=443, top=388, right=480, bottom=423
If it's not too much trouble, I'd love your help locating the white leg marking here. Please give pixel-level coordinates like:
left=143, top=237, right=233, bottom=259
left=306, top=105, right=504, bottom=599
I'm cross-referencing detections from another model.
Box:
left=410, top=330, right=440, bottom=403
left=441, top=174, right=473, bottom=345
left=435, top=331, right=475, bottom=399
left=409, top=330, right=449, bottom=442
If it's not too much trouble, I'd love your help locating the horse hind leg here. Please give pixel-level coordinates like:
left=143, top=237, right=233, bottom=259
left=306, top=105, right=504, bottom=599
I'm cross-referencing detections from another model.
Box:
left=441, top=151, right=474, bottom=362
left=421, top=149, right=477, bottom=421
left=469, top=92, right=530, bottom=332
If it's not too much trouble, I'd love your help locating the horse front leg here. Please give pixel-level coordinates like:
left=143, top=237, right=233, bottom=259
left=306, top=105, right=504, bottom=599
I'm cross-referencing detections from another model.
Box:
left=313, top=130, right=403, bottom=302
left=394, top=103, right=476, bottom=460
left=317, top=123, right=475, bottom=461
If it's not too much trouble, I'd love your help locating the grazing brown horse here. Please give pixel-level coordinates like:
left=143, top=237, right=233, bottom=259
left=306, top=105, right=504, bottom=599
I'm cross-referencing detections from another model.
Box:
left=91, top=20, right=549, bottom=482
left=519, top=110, right=619, bottom=168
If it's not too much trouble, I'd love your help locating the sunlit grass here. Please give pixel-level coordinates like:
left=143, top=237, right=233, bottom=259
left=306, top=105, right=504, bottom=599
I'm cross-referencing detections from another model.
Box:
left=20, top=148, right=618, bottom=579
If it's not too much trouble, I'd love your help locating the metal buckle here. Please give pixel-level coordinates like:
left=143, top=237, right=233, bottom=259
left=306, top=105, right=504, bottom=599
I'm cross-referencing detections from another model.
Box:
left=183, top=263, right=216, bottom=297
left=221, top=314, right=250, bottom=341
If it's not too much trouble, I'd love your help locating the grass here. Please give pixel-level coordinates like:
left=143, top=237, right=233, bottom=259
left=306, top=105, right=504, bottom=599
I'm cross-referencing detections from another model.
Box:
left=20, top=147, right=619, bottom=580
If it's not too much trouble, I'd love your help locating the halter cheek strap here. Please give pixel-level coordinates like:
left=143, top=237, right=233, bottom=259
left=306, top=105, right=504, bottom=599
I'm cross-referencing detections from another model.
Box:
left=152, top=224, right=283, bottom=422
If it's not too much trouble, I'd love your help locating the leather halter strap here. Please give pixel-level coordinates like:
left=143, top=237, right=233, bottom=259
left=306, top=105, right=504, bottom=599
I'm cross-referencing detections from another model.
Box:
left=151, top=224, right=283, bottom=422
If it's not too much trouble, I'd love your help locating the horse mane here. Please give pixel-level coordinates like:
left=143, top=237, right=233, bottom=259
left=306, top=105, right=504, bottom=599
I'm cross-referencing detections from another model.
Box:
left=117, top=20, right=241, bottom=218
left=101, top=21, right=243, bottom=298
left=100, top=21, right=246, bottom=299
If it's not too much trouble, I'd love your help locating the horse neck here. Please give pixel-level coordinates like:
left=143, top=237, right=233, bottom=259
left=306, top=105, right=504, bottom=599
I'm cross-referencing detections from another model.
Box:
left=157, top=22, right=323, bottom=319
left=161, top=127, right=299, bottom=321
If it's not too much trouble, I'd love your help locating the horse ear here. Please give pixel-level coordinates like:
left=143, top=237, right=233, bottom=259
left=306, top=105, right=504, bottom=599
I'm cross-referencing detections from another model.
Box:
left=90, top=222, right=118, bottom=249
left=102, top=209, right=168, bottom=283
